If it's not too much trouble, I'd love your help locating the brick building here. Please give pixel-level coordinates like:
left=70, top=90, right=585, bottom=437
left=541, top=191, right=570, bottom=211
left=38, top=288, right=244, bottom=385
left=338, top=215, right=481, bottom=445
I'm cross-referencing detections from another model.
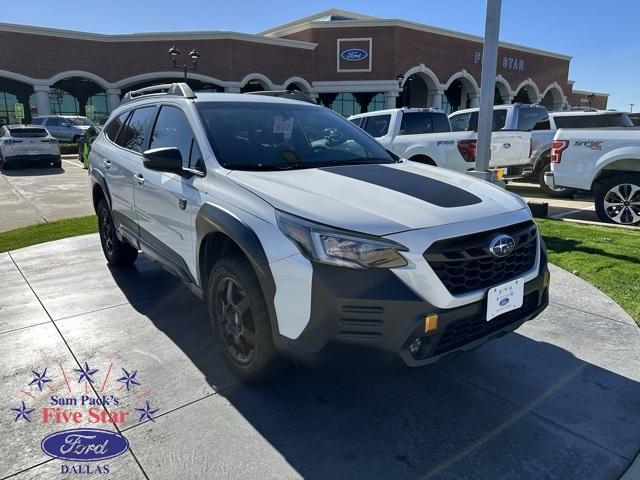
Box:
left=0, top=8, right=608, bottom=124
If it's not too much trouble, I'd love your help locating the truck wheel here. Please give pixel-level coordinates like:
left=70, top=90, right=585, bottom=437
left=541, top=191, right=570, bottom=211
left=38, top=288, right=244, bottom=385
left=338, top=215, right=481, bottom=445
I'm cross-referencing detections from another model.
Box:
left=97, top=199, right=138, bottom=267
left=207, top=255, right=287, bottom=383
left=538, top=162, right=575, bottom=198
left=595, top=174, right=640, bottom=226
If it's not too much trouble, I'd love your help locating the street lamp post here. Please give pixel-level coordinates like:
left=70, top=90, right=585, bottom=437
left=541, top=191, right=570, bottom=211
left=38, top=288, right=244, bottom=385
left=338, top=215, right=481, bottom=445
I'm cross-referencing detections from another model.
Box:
left=168, top=46, right=201, bottom=81
left=587, top=93, right=595, bottom=109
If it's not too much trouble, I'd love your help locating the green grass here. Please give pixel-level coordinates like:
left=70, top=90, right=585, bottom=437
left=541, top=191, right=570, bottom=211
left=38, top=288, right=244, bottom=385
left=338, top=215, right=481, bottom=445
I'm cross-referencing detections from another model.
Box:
left=537, top=218, right=640, bottom=325
left=0, top=215, right=97, bottom=253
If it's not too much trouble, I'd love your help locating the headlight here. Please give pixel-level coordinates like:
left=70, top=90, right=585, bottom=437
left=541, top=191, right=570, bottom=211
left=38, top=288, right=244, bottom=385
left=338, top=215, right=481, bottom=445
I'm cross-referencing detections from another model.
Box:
left=276, top=211, right=408, bottom=269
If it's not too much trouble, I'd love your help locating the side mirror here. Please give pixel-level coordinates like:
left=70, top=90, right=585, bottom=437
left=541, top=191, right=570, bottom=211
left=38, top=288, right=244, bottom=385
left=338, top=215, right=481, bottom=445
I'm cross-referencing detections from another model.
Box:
left=143, top=147, right=183, bottom=174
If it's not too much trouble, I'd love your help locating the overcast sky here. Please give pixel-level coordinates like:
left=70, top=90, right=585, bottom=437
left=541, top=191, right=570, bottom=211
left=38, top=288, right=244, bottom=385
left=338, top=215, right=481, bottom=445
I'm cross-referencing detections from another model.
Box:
left=2, top=0, right=636, bottom=111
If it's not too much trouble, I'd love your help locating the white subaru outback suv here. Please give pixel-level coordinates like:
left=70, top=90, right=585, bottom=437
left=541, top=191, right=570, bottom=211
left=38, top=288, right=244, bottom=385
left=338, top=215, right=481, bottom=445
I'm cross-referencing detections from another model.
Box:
left=89, top=83, right=549, bottom=382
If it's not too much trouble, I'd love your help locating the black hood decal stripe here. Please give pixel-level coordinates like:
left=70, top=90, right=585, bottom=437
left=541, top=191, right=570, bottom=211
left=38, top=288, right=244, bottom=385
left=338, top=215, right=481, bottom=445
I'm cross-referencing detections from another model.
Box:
left=320, top=164, right=482, bottom=208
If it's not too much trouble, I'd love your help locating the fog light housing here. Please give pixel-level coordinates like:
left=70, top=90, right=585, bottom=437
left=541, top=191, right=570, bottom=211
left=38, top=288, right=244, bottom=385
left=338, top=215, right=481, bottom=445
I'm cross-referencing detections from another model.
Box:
left=409, top=338, right=423, bottom=356
left=543, top=270, right=550, bottom=288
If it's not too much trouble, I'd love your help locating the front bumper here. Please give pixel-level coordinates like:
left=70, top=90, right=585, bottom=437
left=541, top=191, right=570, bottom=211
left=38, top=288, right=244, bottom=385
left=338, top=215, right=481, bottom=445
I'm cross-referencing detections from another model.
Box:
left=275, top=246, right=549, bottom=370
left=544, top=171, right=556, bottom=189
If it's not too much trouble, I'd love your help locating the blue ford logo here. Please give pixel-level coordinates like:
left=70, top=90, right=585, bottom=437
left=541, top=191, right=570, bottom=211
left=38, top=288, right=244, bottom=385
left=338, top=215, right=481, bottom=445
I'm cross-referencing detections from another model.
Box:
left=41, top=428, right=129, bottom=462
left=489, top=234, right=515, bottom=257
left=499, top=298, right=510, bottom=306
left=340, top=48, right=368, bottom=62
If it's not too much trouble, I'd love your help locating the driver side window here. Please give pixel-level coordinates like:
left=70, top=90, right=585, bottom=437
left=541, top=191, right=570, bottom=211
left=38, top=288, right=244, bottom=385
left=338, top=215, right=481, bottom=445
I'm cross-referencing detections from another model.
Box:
left=150, top=105, right=204, bottom=172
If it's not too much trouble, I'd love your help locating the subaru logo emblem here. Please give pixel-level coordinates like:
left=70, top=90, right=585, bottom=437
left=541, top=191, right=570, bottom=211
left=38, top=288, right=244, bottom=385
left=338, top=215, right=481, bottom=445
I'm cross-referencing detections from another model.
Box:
left=489, top=234, right=515, bottom=257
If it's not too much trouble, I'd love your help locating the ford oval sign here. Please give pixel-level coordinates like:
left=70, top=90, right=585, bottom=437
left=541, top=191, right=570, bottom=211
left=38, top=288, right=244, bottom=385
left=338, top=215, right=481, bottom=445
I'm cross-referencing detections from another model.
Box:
left=340, top=48, right=368, bottom=62
left=499, top=298, right=510, bottom=306
left=41, top=428, right=129, bottom=462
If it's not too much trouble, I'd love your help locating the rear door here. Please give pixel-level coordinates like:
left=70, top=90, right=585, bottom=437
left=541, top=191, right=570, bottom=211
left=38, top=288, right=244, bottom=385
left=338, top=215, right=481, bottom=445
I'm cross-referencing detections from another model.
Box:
left=133, top=104, right=203, bottom=280
left=102, top=106, right=156, bottom=236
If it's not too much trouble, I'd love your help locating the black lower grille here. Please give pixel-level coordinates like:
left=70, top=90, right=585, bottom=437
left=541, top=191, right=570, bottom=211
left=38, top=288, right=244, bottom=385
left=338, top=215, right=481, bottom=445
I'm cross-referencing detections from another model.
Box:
left=337, top=305, right=384, bottom=341
left=424, top=221, right=537, bottom=295
left=432, top=292, right=538, bottom=356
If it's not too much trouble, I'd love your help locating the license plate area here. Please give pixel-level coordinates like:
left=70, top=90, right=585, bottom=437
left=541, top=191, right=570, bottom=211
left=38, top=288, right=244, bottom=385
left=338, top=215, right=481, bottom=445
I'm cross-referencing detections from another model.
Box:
left=486, top=277, right=524, bottom=321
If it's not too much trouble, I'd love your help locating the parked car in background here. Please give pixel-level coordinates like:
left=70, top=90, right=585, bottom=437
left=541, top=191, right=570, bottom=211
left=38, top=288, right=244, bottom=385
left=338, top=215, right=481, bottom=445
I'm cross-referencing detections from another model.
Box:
left=0, top=124, right=61, bottom=170
left=77, top=125, right=102, bottom=166
left=448, top=105, right=635, bottom=198
left=545, top=128, right=640, bottom=225
left=349, top=108, right=531, bottom=174
left=628, top=113, right=640, bottom=126
left=31, top=115, right=96, bottom=143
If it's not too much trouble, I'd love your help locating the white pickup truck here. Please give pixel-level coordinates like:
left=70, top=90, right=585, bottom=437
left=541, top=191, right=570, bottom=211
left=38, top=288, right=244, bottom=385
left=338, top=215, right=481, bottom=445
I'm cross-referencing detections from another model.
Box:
left=348, top=108, right=531, bottom=174
left=544, top=128, right=640, bottom=225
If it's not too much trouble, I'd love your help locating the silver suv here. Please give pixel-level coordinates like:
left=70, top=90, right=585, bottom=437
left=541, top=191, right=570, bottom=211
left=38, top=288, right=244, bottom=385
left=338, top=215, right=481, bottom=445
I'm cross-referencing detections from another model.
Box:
left=90, top=83, right=549, bottom=382
left=32, top=115, right=95, bottom=143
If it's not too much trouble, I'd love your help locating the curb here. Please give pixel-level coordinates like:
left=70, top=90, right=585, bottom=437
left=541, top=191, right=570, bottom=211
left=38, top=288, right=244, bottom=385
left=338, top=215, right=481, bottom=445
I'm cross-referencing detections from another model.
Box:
left=557, top=217, right=640, bottom=231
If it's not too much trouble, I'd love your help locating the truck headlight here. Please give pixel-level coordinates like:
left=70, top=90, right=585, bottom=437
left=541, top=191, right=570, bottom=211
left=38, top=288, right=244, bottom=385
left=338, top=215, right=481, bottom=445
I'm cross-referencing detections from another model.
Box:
left=276, top=211, right=408, bottom=269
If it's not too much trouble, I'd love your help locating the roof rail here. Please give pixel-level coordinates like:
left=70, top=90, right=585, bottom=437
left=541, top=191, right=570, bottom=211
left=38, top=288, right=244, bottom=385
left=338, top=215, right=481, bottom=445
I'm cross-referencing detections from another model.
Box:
left=121, top=83, right=196, bottom=104
left=244, top=90, right=317, bottom=104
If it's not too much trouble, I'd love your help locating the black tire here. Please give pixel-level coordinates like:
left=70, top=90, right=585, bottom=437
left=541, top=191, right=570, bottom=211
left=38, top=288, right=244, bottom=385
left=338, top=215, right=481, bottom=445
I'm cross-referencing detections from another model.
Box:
left=97, top=199, right=138, bottom=267
left=538, top=162, right=575, bottom=198
left=410, top=155, right=437, bottom=167
left=207, top=255, right=287, bottom=383
left=595, top=174, right=640, bottom=226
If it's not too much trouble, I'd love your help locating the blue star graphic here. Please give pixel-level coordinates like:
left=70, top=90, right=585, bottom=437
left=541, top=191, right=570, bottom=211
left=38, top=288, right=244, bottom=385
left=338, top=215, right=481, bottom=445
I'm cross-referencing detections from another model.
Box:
left=11, top=401, right=35, bottom=422
left=74, top=362, right=99, bottom=384
left=28, top=367, right=52, bottom=391
left=135, top=401, right=159, bottom=423
left=117, top=368, right=141, bottom=391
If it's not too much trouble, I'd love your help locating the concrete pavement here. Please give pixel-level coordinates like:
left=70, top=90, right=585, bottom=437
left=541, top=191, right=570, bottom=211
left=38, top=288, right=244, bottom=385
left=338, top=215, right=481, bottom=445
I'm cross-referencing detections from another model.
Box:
left=0, top=158, right=92, bottom=232
left=1, top=234, right=639, bottom=479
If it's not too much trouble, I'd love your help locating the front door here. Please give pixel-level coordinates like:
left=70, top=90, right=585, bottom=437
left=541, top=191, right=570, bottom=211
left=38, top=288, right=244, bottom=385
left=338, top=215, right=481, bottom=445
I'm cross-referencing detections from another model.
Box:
left=133, top=104, right=204, bottom=281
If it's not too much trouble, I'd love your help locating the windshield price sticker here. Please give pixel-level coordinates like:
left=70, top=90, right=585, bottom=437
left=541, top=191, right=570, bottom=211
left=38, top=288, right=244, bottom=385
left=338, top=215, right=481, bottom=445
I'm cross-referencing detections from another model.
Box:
left=273, top=116, right=294, bottom=138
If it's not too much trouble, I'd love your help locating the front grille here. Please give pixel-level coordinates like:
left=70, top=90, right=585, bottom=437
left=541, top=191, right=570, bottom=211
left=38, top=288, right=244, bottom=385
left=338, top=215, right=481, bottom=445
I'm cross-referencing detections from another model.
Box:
left=424, top=221, right=537, bottom=295
left=431, top=292, right=538, bottom=356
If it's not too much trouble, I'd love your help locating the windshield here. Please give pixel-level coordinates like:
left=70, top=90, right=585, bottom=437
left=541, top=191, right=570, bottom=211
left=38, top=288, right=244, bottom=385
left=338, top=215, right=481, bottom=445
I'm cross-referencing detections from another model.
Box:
left=196, top=102, right=395, bottom=170
left=66, top=117, right=94, bottom=127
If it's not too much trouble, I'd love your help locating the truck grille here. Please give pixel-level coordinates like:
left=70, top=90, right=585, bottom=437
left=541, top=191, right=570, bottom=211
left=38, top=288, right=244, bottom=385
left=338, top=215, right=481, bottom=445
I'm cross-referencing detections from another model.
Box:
left=423, top=221, right=537, bottom=296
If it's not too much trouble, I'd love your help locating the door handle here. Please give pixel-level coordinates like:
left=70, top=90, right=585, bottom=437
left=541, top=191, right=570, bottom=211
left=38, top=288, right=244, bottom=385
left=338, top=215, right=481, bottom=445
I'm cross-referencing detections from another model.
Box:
left=102, top=159, right=111, bottom=169
left=134, top=173, right=144, bottom=185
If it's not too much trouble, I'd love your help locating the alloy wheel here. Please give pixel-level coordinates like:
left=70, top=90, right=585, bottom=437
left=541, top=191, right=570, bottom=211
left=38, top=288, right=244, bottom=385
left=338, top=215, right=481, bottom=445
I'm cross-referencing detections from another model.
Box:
left=216, top=277, right=256, bottom=364
left=603, top=183, right=640, bottom=224
left=100, top=208, right=115, bottom=256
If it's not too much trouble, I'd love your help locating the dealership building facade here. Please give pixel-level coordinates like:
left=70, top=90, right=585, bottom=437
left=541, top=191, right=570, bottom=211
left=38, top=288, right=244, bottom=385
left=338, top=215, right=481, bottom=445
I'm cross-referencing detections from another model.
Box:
left=0, top=9, right=608, bottom=125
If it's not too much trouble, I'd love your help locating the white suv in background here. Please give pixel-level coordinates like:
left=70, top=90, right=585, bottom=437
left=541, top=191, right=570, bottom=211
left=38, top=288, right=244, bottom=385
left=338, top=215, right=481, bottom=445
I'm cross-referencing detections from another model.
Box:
left=90, top=83, right=549, bottom=382
left=0, top=124, right=61, bottom=170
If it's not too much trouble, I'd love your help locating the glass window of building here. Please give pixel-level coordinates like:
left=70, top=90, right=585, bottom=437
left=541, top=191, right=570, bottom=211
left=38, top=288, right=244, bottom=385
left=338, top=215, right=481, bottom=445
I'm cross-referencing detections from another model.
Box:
left=331, top=93, right=361, bottom=117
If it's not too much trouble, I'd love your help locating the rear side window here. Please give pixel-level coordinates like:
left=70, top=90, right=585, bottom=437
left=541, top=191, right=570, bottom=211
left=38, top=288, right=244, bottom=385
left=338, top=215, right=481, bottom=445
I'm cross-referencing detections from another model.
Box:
left=31, top=118, right=44, bottom=125
left=551, top=114, right=632, bottom=128
left=492, top=110, right=507, bottom=130
left=603, top=114, right=633, bottom=127
left=362, top=114, right=391, bottom=137
left=9, top=128, right=48, bottom=138
left=517, top=107, right=549, bottom=131
left=119, top=107, right=156, bottom=153
left=150, top=105, right=201, bottom=169
left=449, top=112, right=473, bottom=131
left=349, top=118, right=363, bottom=128
left=400, top=112, right=451, bottom=135
left=105, top=112, right=128, bottom=143
left=47, top=117, right=60, bottom=127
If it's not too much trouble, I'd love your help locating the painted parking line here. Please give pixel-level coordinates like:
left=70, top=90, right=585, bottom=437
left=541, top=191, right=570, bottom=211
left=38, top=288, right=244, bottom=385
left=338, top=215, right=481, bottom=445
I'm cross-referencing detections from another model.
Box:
left=549, top=206, right=595, bottom=220
left=62, top=159, right=83, bottom=168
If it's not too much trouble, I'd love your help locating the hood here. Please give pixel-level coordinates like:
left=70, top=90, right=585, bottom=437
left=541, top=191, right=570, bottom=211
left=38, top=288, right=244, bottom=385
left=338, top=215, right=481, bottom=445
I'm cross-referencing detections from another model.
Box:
left=228, top=162, right=527, bottom=236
